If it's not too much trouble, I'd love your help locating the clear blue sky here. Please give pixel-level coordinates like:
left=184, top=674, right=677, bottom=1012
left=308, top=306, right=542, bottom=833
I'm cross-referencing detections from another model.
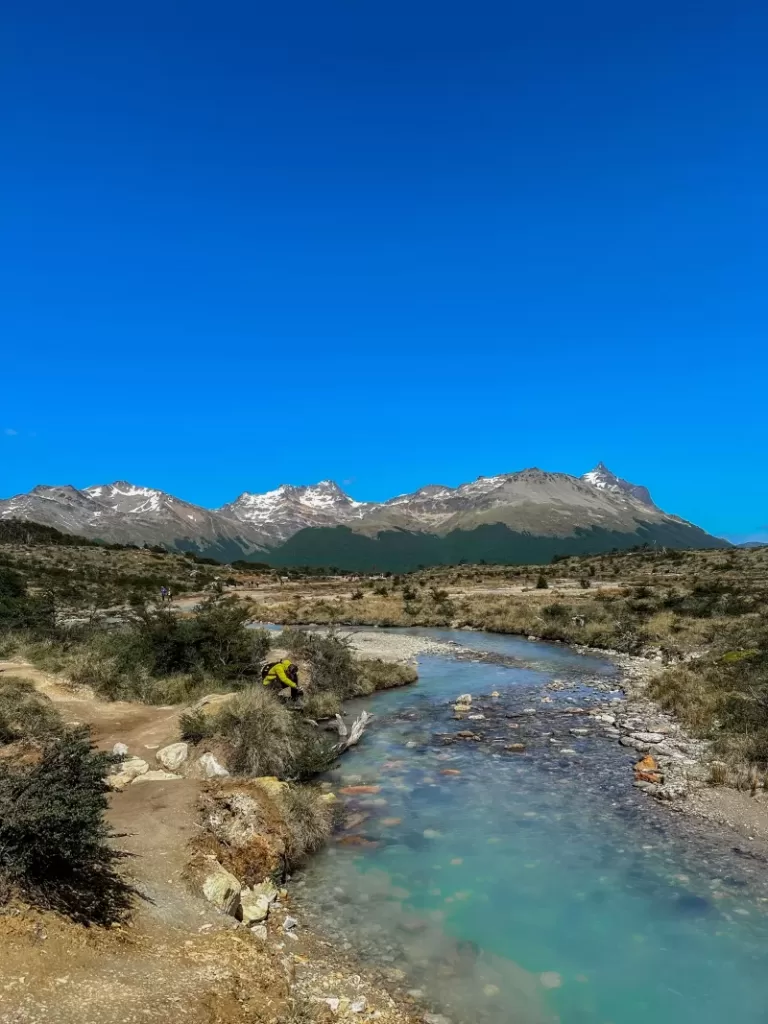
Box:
left=2, top=1, right=767, bottom=541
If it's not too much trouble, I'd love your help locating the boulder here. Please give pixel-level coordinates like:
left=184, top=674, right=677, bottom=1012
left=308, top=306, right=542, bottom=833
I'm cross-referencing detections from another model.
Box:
left=456, top=694, right=472, bottom=705
left=132, top=769, right=183, bottom=783
left=202, top=861, right=242, bottom=916
left=112, top=742, right=129, bottom=756
left=107, top=756, right=149, bottom=790
left=156, top=742, right=189, bottom=772
left=250, top=924, right=268, bottom=941
left=240, top=890, right=271, bottom=925
left=199, top=752, right=230, bottom=778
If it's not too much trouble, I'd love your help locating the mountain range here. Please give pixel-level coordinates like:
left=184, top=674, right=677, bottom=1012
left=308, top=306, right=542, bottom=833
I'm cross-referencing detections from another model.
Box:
left=0, top=464, right=728, bottom=570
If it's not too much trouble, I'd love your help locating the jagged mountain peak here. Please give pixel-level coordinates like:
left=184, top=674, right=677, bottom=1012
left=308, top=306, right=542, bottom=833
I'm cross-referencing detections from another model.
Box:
left=581, top=463, right=656, bottom=508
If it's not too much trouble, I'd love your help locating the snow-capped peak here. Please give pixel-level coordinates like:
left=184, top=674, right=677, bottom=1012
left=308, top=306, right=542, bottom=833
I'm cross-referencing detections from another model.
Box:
left=581, top=463, right=656, bottom=508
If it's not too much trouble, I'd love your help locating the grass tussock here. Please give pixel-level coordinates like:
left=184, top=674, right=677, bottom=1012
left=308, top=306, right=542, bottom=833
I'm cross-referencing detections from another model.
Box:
left=185, top=686, right=339, bottom=782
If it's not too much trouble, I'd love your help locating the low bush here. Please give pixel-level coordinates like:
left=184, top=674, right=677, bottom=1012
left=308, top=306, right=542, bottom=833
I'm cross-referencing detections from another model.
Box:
left=0, top=676, right=65, bottom=745
left=0, top=728, right=134, bottom=923
left=354, top=658, right=418, bottom=695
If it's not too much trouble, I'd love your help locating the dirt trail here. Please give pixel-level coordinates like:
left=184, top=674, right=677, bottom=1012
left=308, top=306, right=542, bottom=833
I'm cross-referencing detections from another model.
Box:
left=0, top=660, right=252, bottom=1023
left=0, top=660, right=421, bottom=1024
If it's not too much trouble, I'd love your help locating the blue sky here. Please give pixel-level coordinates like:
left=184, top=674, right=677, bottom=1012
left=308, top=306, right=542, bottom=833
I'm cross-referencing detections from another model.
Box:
left=1, top=1, right=766, bottom=541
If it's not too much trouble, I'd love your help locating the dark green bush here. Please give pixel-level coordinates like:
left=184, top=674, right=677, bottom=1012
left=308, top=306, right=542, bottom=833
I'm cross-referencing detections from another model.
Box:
left=0, top=728, right=134, bottom=923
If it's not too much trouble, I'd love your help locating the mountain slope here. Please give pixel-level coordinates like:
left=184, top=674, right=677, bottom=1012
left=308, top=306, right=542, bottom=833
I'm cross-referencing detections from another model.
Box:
left=219, top=481, right=373, bottom=544
left=0, top=483, right=269, bottom=561
left=0, top=464, right=729, bottom=567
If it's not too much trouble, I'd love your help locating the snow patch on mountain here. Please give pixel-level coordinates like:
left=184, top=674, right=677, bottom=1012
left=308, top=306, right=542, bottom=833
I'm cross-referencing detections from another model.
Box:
left=581, top=463, right=656, bottom=508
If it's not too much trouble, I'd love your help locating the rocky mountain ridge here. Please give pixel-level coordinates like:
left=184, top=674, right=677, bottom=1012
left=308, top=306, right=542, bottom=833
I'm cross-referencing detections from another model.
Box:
left=0, top=465, right=728, bottom=565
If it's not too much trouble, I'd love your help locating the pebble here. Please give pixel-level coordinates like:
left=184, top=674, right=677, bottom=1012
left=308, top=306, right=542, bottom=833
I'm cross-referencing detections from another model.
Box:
left=283, top=916, right=298, bottom=931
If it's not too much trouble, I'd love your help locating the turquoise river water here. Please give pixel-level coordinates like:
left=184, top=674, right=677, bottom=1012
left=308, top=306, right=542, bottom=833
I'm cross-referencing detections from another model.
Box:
left=295, top=629, right=768, bottom=1024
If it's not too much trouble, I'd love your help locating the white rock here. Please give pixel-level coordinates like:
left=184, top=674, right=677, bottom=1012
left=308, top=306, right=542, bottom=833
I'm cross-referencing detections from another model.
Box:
left=424, top=1015, right=453, bottom=1024
left=132, top=769, right=183, bottom=783
left=199, top=752, right=229, bottom=778
left=250, top=924, right=268, bottom=940
left=351, top=998, right=367, bottom=1013
left=325, top=999, right=341, bottom=1013
left=106, top=757, right=149, bottom=790
left=456, top=694, right=472, bottom=705
left=283, top=915, right=298, bottom=931
left=202, top=862, right=241, bottom=916
left=112, top=742, right=129, bottom=756
left=240, top=890, right=271, bottom=925
left=156, top=742, right=189, bottom=772
left=569, top=728, right=589, bottom=736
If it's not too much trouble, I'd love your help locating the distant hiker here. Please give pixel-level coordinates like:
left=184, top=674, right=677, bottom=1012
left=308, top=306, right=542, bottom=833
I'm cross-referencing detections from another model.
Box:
left=160, top=586, right=168, bottom=602
left=261, top=658, right=303, bottom=701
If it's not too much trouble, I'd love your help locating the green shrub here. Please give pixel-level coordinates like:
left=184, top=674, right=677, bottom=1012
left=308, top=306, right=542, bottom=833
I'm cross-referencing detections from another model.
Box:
left=535, top=574, right=548, bottom=590
left=0, top=728, right=134, bottom=923
left=354, top=658, right=418, bottom=695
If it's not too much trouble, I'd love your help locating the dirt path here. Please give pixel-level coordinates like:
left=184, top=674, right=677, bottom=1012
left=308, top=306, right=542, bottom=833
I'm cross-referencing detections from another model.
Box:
left=0, top=659, right=421, bottom=1024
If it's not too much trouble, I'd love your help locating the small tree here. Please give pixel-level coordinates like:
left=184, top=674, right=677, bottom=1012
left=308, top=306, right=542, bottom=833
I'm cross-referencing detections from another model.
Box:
left=0, top=729, right=134, bottom=923
left=535, top=574, right=549, bottom=590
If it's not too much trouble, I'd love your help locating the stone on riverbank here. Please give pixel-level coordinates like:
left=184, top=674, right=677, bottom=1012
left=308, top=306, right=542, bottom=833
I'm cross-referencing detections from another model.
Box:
left=202, top=860, right=242, bottom=916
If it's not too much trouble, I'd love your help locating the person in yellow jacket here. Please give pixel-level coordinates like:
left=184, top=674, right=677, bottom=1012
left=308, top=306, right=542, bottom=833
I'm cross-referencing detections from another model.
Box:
left=261, top=658, right=303, bottom=701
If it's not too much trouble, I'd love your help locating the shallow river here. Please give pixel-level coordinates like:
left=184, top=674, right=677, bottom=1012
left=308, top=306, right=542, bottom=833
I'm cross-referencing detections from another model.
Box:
left=295, top=629, right=768, bottom=1024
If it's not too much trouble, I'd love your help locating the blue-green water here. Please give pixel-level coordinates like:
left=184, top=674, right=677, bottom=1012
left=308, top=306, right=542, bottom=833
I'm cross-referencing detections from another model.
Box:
left=296, top=630, right=768, bottom=1024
